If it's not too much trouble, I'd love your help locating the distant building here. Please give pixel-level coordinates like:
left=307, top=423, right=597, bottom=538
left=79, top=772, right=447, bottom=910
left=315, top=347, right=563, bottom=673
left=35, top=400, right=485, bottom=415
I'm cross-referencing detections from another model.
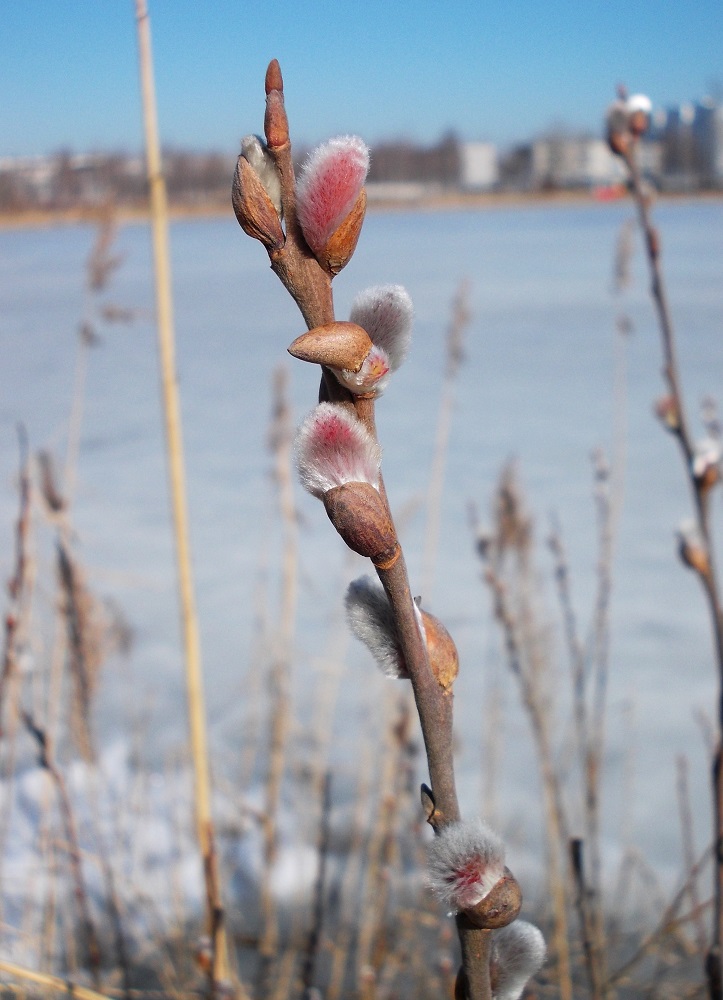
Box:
left=459, top=142, right=498, bottom=190
left=651, top=98, right=723, bottom=188
left=529, top=135, right=627, bottom=189
left=692, top=99, right=723, bottom=184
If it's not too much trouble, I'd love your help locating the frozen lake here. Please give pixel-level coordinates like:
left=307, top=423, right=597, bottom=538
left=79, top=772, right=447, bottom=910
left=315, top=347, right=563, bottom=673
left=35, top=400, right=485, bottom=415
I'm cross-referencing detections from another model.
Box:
left=1, top=199, right=722, bottom=911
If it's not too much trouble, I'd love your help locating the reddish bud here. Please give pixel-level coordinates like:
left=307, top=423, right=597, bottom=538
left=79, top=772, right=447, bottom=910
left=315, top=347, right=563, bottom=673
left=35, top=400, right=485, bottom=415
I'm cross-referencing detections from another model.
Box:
left=265, top=59, right=283, bottom=96
left=264, top=89, right=289, bottom=149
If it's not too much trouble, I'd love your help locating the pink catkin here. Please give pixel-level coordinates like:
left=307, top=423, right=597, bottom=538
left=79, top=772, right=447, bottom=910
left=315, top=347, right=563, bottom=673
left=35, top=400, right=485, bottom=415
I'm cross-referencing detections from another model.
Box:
left=295, top=402, right=381, bottom=499
left=296, top=136, right=370, bottom=254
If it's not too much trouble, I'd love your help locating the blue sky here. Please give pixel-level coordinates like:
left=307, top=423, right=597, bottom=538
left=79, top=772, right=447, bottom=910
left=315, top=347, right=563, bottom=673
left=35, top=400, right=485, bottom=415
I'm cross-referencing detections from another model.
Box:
left=2, top=1, right=721, bottom=157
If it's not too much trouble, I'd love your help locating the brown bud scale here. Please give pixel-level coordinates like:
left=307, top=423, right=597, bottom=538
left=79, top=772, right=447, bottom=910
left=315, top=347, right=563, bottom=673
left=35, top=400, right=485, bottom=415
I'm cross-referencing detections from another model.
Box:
left=421, top=611, right=459, bottom=689
left=322, top=188, right=367, bottom=275
left=288, top=322, right=373, bottom=373
left=264, top=90, right=289, bottom=149
left=323, top=481, right=398, bottom=564
left=232, top=156, right=285, bottom=252
left=462, top=868, right=522, bottom=930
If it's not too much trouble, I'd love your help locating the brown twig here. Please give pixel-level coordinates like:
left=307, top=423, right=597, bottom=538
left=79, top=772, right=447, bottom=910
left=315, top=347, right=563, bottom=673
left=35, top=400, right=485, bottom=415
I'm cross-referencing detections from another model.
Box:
left=622, top=132, right=723, bottom=999
left=22, top=712, right=102, bottom=989
left=233, top=59, right=514, bottom=1000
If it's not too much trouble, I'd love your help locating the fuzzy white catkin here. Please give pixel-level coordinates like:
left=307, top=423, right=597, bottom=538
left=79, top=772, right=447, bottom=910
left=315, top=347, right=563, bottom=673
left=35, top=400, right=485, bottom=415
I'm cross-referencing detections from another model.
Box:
left=350, top=284, right=413, bottom=372
left=345, top=576, right=425, bottom=678
left=294, top=403, right=381, bottom=499
left=426, top=818, right=505, bottom=911
left=240, top=134, right=282, bottom=214
left=490, top=921, right=546, bottom=1000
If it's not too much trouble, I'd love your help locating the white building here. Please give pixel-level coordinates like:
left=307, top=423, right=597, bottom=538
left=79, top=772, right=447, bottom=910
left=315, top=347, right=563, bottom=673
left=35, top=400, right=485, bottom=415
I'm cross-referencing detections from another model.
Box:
left=530, top=136, right=628, bottom=188
left=459, top=142, right=498, bottom=190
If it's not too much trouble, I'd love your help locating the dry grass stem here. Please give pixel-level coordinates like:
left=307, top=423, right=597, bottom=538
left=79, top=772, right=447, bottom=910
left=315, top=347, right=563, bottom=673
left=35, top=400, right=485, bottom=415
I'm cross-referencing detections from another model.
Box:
left=421, top=279, right=470, bottom=600
left=620, top=120, right=723, bottom=998
left=134, top=0, right=233, bottom=991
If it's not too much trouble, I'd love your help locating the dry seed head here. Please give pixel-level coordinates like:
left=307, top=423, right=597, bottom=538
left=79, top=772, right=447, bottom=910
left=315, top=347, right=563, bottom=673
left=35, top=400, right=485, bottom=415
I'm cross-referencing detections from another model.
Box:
left=489, top=921, right=546, bottom=1000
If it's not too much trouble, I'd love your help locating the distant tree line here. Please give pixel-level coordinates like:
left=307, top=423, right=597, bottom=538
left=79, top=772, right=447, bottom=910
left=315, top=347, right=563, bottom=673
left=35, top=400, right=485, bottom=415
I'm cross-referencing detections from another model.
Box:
left=0, top=135, right=468, bottom=213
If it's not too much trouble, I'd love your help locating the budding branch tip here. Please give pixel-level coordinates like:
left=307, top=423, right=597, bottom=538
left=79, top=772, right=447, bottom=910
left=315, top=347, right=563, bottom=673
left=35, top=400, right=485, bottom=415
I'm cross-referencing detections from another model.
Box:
left=266, top=59, right=283, bottom=95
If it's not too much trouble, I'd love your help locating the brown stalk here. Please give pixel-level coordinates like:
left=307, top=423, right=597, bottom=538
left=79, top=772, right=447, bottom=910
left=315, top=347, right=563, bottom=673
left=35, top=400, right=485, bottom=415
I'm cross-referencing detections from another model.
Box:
left=300, top=771, right=333, bottom=994
left=22, top=712, right=102, bottom=989
left=134, top=4, right=235, bottom=993
left=258, top=366, right=299, bottom=988
left=0, top=960, right=113, bottom=1000
left=421, top=279, right=470, bottom=601
left=484, top=562, right=572, bottom=1000
left=0, top=429, right=34, bottom=939
left=621, top=134, right=723, bottom=999
left=234, top=60, right=513, bottom=999
left=677, top=754, right=708, bottom=955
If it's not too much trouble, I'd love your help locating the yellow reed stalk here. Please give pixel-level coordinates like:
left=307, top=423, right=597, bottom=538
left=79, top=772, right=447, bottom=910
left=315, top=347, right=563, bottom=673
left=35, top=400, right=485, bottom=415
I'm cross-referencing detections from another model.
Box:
left=0, top=960, right=112, bottom=1000
left=133, top=0, right=231, bottom=987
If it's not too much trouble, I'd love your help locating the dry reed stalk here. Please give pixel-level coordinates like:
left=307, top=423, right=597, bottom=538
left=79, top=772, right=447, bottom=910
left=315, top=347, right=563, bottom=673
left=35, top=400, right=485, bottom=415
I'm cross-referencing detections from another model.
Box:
left=325, top=734, right=378, bottom=1000
left=300, top=771, right=333, bottom=994
left=133, top=2, right=232, bottom=991
left=258, top=366, right=299, bottom=983
left=22, top=712, right=102, bottom=989
left=548, top=461, right=615, bottom=999
left=608, top=847, right=712, bottom=989
left=678, top=755, right=708, bottom=956
left=0, top=431, right=35, bottom=939
left=420, top=279, right=470, bottom=601
left=480, top=466, right=573, bottom=1000
left=618, top=116, right=723, bottom=999
left=0, top=959, right=113, bottom=1000
left=355, top=694, right=408, bottom=990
